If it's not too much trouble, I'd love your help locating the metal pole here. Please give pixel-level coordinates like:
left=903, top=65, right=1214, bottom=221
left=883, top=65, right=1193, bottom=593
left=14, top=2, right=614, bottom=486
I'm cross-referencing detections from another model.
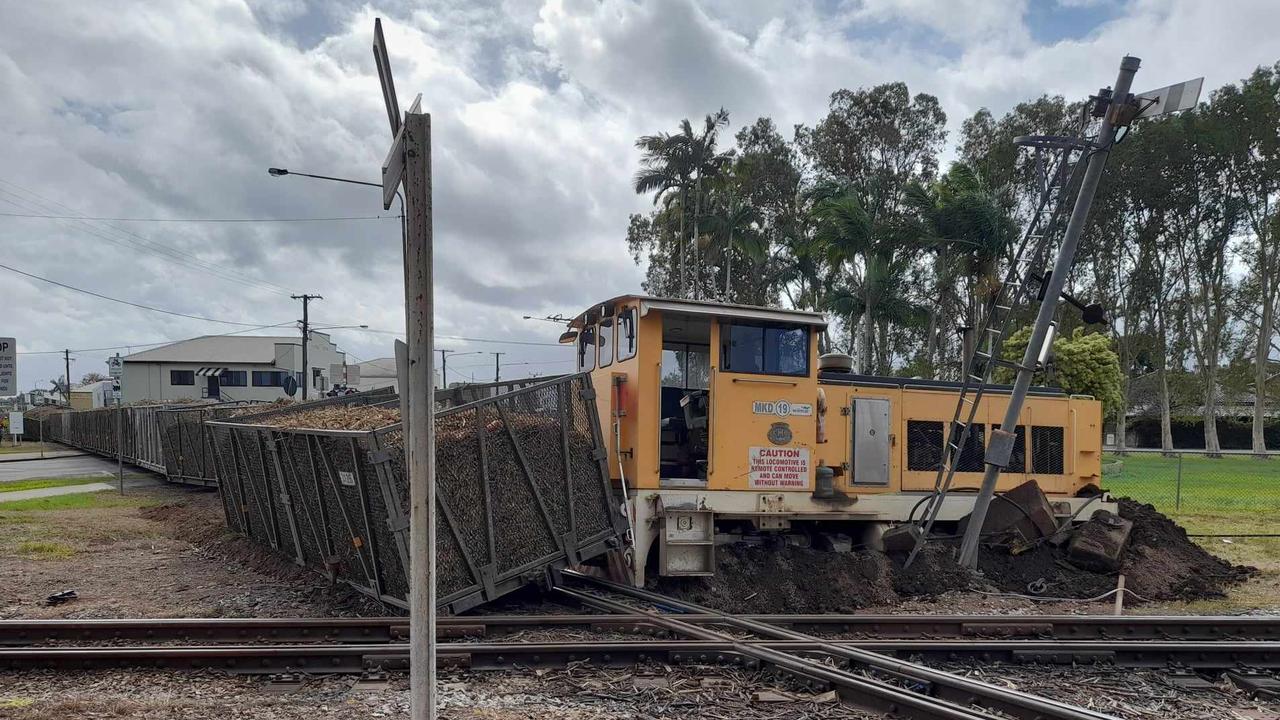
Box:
left=38, top=416, right=44, bottom=459
left=1175, top=452, right=1183, bottom=511
left=63, top=350, right=71, bottom=405
left=116, top=394, right=124, bottom=495
left=957, top=55, right=1141, bottom=569
left=492, top=352, right=504, bottom=382
left=402, top=110, right=436, bottom=720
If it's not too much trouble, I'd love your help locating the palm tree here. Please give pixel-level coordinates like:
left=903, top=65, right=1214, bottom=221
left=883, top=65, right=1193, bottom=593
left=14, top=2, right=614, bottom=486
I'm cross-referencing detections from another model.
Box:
left=703, top=186, right=763, bottom=300
left=684, top=109, right=733, bottom=299
left=635, top=131, right=693, bottom=296
left=906, top=162, right=1014, bottom=376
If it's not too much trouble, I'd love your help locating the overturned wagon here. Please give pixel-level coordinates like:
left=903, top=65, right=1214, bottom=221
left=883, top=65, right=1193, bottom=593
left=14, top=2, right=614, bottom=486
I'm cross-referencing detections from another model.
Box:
left=205, top=373, right=626, bottom=613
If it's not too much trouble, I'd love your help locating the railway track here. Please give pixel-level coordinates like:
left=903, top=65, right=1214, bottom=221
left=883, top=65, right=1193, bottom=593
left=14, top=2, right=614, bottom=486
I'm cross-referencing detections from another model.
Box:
left=5, top=612, right=1278, bottom=645
left=5, top=599, right=1278, bottom=720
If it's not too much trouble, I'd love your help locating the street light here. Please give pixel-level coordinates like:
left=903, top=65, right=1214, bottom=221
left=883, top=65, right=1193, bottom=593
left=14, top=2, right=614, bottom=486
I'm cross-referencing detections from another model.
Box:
left=268, top=166, right=405, bottom=256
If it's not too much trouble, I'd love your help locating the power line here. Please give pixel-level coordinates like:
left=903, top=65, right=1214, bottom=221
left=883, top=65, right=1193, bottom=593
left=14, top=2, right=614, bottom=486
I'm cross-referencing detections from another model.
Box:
left=323, top=325, right=566, bottom=347
left=0, top=261, right=272, bottom=327
left=14, top=322, right=297, bottom=356
left=0, top=211, right=399, bottom=223
left=0, top=179, right=297, bottom=297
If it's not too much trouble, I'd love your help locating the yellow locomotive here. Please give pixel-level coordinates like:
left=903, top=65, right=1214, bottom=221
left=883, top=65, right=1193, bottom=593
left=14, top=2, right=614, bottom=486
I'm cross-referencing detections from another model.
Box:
left=562, top=295, right=1107, bottom=585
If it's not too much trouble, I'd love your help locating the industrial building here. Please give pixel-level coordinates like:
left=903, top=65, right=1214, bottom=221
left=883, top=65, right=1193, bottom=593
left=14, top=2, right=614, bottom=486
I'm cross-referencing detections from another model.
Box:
left=120, top=333, right=345, bottom=403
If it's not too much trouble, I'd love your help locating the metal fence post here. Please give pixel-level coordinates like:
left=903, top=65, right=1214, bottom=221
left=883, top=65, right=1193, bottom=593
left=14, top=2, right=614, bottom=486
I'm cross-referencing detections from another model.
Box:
left=1175, top=452, right=1183, bottom=511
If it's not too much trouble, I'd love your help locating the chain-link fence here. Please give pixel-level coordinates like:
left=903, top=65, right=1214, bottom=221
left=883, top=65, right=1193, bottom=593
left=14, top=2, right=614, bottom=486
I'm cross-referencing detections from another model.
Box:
left=1102, top=449, right=1280, bottom=516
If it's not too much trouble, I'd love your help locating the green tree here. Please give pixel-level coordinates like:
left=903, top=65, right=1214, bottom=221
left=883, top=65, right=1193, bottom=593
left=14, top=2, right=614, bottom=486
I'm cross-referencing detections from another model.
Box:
left=905, top=162, right=1015, bottom=377
left=1000, top=326, right=1124, bottom=419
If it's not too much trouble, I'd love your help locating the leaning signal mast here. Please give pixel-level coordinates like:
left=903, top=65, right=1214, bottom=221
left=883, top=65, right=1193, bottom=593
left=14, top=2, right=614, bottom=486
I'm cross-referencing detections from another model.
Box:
left=905, top=56, right=1204, bottom=570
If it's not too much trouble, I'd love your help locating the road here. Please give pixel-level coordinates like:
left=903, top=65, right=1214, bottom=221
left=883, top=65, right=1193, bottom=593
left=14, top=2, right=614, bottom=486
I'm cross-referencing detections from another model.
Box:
left=0, top=455, right=129, bottom=483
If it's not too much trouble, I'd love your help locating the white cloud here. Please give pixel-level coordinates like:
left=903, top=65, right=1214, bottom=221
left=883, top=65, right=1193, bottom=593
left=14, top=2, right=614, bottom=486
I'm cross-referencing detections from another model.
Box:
left=2, top=0, right=1278, bottom=390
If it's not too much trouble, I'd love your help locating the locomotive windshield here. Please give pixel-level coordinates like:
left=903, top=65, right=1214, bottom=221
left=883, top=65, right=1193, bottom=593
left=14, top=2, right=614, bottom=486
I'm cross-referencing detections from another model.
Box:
left=720, top=321, right=809, bottom=376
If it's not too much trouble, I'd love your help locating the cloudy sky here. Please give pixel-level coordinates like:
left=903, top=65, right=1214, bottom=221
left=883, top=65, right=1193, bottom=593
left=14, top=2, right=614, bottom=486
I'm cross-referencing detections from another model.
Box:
left=3, top=0, right=1278, bottom=392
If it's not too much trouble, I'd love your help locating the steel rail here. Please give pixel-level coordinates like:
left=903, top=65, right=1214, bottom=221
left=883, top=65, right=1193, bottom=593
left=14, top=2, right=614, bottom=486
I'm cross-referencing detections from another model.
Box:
left=3, top=638, right=1278, bottom=675
left=4, top=614, right=1279, bottom=646
left=560, top=575, right=1120, bottom=720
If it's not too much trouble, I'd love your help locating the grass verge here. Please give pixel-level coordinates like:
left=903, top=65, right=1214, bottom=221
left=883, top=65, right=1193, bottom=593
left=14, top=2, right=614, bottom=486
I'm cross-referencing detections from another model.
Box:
left=0, top=476, right=113, bottom=494
left=0, top=492, right=153, bottom=512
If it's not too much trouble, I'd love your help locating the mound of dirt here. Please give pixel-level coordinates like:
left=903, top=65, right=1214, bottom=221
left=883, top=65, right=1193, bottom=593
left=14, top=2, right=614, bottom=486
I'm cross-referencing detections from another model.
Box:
left=1117, top=498, right=1254, bottom=601
left=652, top=542, right=896, bottom=613
left=651, top=500, right=1252, bottom=612
left=890, top=543, right=973, bottom=597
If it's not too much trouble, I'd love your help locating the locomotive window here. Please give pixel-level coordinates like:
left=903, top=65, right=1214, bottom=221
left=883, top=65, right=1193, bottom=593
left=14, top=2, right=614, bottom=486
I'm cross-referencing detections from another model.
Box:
left=720, top=322, right=808, bottom=376
left=598, top=320, right=613, bottom=368
left=577, top=329, right=596, bottom=372
left=661, top=342, right=709, bottom=389
left=1007, top=425, right=1028, bottom=473
left=617, top=309, right=637, bottom=361
left=906, top=420, right=943, bottom=471
left=1031, top=426, right=1065, bottom=474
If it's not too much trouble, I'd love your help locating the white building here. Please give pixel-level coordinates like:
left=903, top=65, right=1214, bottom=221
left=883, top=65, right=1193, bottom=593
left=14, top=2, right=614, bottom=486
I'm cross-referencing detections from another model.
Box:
left=121, top=333, right=345, bottom=403
left=69, top=380, right=111, bottom=410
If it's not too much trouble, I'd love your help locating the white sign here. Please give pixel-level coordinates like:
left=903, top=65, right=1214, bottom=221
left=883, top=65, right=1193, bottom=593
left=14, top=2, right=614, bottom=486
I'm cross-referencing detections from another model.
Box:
left=748, top=446, right=810, bottom=489
left=108, top=354, right=123, bottom=380
left=751, top=399, right=813, bottom=417
left=7, top=412, right=23, bottom=436
left=0, top=337, right=14, bottom=397
left=339, top=470, right=356, bottom=487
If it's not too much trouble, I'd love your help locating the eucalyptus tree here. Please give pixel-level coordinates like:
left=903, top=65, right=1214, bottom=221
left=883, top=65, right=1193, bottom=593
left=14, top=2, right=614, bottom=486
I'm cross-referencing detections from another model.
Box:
left=1209, top=64, right=1280, bottom=455
left=799, top=82, right=946, bottom=373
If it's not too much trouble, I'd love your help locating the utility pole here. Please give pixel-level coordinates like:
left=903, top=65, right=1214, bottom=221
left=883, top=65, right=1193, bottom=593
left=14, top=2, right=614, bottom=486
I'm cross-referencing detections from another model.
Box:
left=437, top=350, right=455, bottom=389
left=63, top=349, right=71, bottom=405
left=956, top=56, right=1143, bottom=569
left=375, top=17, right=436, bottom=718
left=492, top=351, right=505, bottom=382
left=291, top=294, right=323, bottom=400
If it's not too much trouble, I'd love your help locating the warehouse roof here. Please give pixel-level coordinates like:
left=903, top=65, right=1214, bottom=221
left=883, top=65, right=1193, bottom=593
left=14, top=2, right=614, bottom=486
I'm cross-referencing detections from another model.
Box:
left=123, top=335, right=302, bottom=364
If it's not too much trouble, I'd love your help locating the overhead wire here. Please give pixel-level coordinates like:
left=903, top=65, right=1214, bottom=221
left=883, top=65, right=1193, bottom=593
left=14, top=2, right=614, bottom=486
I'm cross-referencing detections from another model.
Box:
left=0, top=211, right=399, bottom=223
left=15, top=322, right=298, bottom=356
left=0, top=261, right=275, bottom=327
left=0, top=179, right=297, bottom=297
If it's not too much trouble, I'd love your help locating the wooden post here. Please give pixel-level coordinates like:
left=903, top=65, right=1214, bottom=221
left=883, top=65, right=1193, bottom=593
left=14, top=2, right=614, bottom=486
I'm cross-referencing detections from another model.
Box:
left=1113, top=574, right=1126, bottom=616
left=403, top=110, right=436, bottom=720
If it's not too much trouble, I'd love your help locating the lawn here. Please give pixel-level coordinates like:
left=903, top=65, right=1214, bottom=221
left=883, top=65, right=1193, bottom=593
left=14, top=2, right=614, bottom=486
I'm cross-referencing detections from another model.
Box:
left=0, top=442, right=58, bottom=455
left=0, top=476, right=112, bottom=494
left=1102, top=451, right=1280, bottom=517
left=0, top=492, right=150, bottom=512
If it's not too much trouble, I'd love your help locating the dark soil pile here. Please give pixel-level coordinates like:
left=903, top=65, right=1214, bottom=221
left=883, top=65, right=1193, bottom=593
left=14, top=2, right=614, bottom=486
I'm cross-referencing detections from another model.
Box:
left=653, top=500, right=1253, bottom=612
left=1117, top=498, right=1254, bottom=601
left=889, top=543, right=973, bottom=597
left=652, top=543, right=896, bottom=613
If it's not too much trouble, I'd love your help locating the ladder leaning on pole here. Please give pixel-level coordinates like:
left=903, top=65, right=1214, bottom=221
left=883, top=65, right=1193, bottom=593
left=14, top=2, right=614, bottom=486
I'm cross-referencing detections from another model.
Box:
left=903, top=129, right=1096, bottom=569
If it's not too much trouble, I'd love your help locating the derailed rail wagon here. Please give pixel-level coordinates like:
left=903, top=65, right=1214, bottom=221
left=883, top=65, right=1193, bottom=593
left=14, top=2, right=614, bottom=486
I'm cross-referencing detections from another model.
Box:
left=205, top=373, right=627, bottom=613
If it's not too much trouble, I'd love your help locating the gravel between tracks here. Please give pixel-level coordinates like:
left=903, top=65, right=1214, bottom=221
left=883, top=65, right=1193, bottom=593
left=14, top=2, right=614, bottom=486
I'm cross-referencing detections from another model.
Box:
left=2, top=662, right=1274, bottom=720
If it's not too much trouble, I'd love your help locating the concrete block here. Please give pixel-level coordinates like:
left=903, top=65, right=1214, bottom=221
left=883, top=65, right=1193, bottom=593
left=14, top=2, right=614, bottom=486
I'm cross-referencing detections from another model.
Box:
left=1067, top=509, right=1133, bottom=572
